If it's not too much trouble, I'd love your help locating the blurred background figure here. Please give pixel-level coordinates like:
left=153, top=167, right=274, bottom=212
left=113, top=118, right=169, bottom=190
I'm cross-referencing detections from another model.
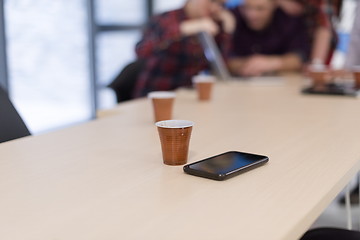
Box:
left=344, top=0, right=360, bottom=69
left=133, top=0, right=235, bottom=97
left=228, top=0, right=310, bottom=76
left=336, top=0, right=360, bottom=206
left=276, top=0, right=342, bottom=66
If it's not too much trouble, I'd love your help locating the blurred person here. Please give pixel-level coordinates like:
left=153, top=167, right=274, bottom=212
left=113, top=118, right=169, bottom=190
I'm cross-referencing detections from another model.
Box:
left=344, top=1, right=360, bottom=69
left=337, top=1, right=360, bottom=206
left=277, top=0, right=341, bottom=66
left=228, top=0, right=310, bottom=76
left=327, top=1, right=357, bottom=82
left=133, top=0, right=235, bottom=97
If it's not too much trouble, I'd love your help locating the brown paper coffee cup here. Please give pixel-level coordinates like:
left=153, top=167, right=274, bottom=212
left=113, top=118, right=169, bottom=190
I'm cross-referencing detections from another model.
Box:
left=156, top=120, right=194, bottom=166
left=353, top=67, right=360, bottom=89
left=308, top=64, right=329, bottom=88
left=192, top=75, right=216, bottom=101
left=310, top=71, right=327, bottom=87
left=148, top=91, right=175, bottom=122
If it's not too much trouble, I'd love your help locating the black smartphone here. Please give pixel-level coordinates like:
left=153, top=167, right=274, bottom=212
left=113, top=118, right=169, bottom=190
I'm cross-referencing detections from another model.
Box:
left=183, top=151, right=269, bottom=181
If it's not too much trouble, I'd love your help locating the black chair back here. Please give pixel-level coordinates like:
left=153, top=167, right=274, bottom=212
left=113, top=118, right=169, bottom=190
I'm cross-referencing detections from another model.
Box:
left=0, top=87, right=31, bottom=143
left=108, top=59, right=145, bottom=103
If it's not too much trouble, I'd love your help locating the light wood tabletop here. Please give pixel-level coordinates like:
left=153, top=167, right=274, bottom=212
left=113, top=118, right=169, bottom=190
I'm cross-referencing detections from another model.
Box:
left=1, top=75, right=360, bottom=240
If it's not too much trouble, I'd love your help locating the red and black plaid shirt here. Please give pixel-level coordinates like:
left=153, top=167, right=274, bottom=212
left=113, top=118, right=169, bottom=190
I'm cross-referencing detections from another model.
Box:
left=134, top=8, right=231, bottom=97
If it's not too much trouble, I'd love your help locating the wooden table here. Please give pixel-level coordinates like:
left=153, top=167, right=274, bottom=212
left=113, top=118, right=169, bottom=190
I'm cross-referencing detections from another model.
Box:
left=1, top=76, right=360, bottom=240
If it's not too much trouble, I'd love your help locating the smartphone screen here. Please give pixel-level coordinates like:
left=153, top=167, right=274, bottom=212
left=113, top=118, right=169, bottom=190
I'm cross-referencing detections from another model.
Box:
left=184, top=151, right=269, bottom=180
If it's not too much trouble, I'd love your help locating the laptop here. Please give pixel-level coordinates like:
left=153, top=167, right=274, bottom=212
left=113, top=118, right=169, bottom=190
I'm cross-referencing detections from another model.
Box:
left=197, top=31, right=231, bottom=81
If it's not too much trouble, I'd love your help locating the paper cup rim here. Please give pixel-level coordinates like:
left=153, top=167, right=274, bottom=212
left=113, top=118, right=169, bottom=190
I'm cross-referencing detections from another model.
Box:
left=308, top=64, right=327, bottom=72
left=155, top=120, right=194, bottom=128
left=192, top=75, right=216, bottom=83
left=148, top=91, right=176, bottom=99
left=352, top=66, right=360, bottom=72
left=309, top=68, right=327, bottom=73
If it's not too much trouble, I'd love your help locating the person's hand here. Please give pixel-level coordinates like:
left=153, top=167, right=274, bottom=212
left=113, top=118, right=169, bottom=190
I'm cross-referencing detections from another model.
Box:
left=213, top=9, right=236, bottom=34
left=180, top=18, right=219, bottom=36
left=276, top=0, right=304, bottom=16
left=228, top=58, right=247, bottom=76
left=240, top=55, right=283, bottom=76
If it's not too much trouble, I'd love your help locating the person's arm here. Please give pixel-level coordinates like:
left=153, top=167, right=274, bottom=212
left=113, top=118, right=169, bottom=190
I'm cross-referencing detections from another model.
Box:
left=280, top=53, right=303, bottom=71
left=309, top=0, right=334, bottom=64
left=136, top=13, right=220, bottom=58
left=310, top=27, right=332, bottom=64
left=310, top=0, right=335, bottom=64
left=228, top=58, right=247, bottom=76
left=214, top=9, right=236, bottom=59
left=231, top=54, right=302, bottom=76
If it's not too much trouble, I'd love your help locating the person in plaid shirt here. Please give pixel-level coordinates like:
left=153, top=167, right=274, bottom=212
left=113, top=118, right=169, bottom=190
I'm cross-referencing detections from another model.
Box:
left=277, top=0, right=341, bottom=65
left=133, top=0, right=235, bottom=98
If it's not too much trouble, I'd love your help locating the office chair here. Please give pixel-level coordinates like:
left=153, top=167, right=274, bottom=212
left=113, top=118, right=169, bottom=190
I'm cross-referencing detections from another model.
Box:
left=0, top=86, right=31, bottom=143
left=108, top=59, right=145, bottom=103
left=300, top=228, right=360, bottom=240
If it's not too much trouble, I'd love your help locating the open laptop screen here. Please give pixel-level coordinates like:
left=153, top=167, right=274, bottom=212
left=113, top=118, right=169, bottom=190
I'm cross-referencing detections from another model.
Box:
left=197, top=31, right=231, bottom=80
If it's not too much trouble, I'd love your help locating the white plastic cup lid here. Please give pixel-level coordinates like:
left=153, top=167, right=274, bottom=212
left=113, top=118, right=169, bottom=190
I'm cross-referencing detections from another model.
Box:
left=155, top=120, right=194, bottom=128
left=192, top=75, right=216, bottom=83
left=309, top=64, right=327, bottom=72
left=352, top=66, right=360, bottom=72
left=148, top=91, right=176, bottom=99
